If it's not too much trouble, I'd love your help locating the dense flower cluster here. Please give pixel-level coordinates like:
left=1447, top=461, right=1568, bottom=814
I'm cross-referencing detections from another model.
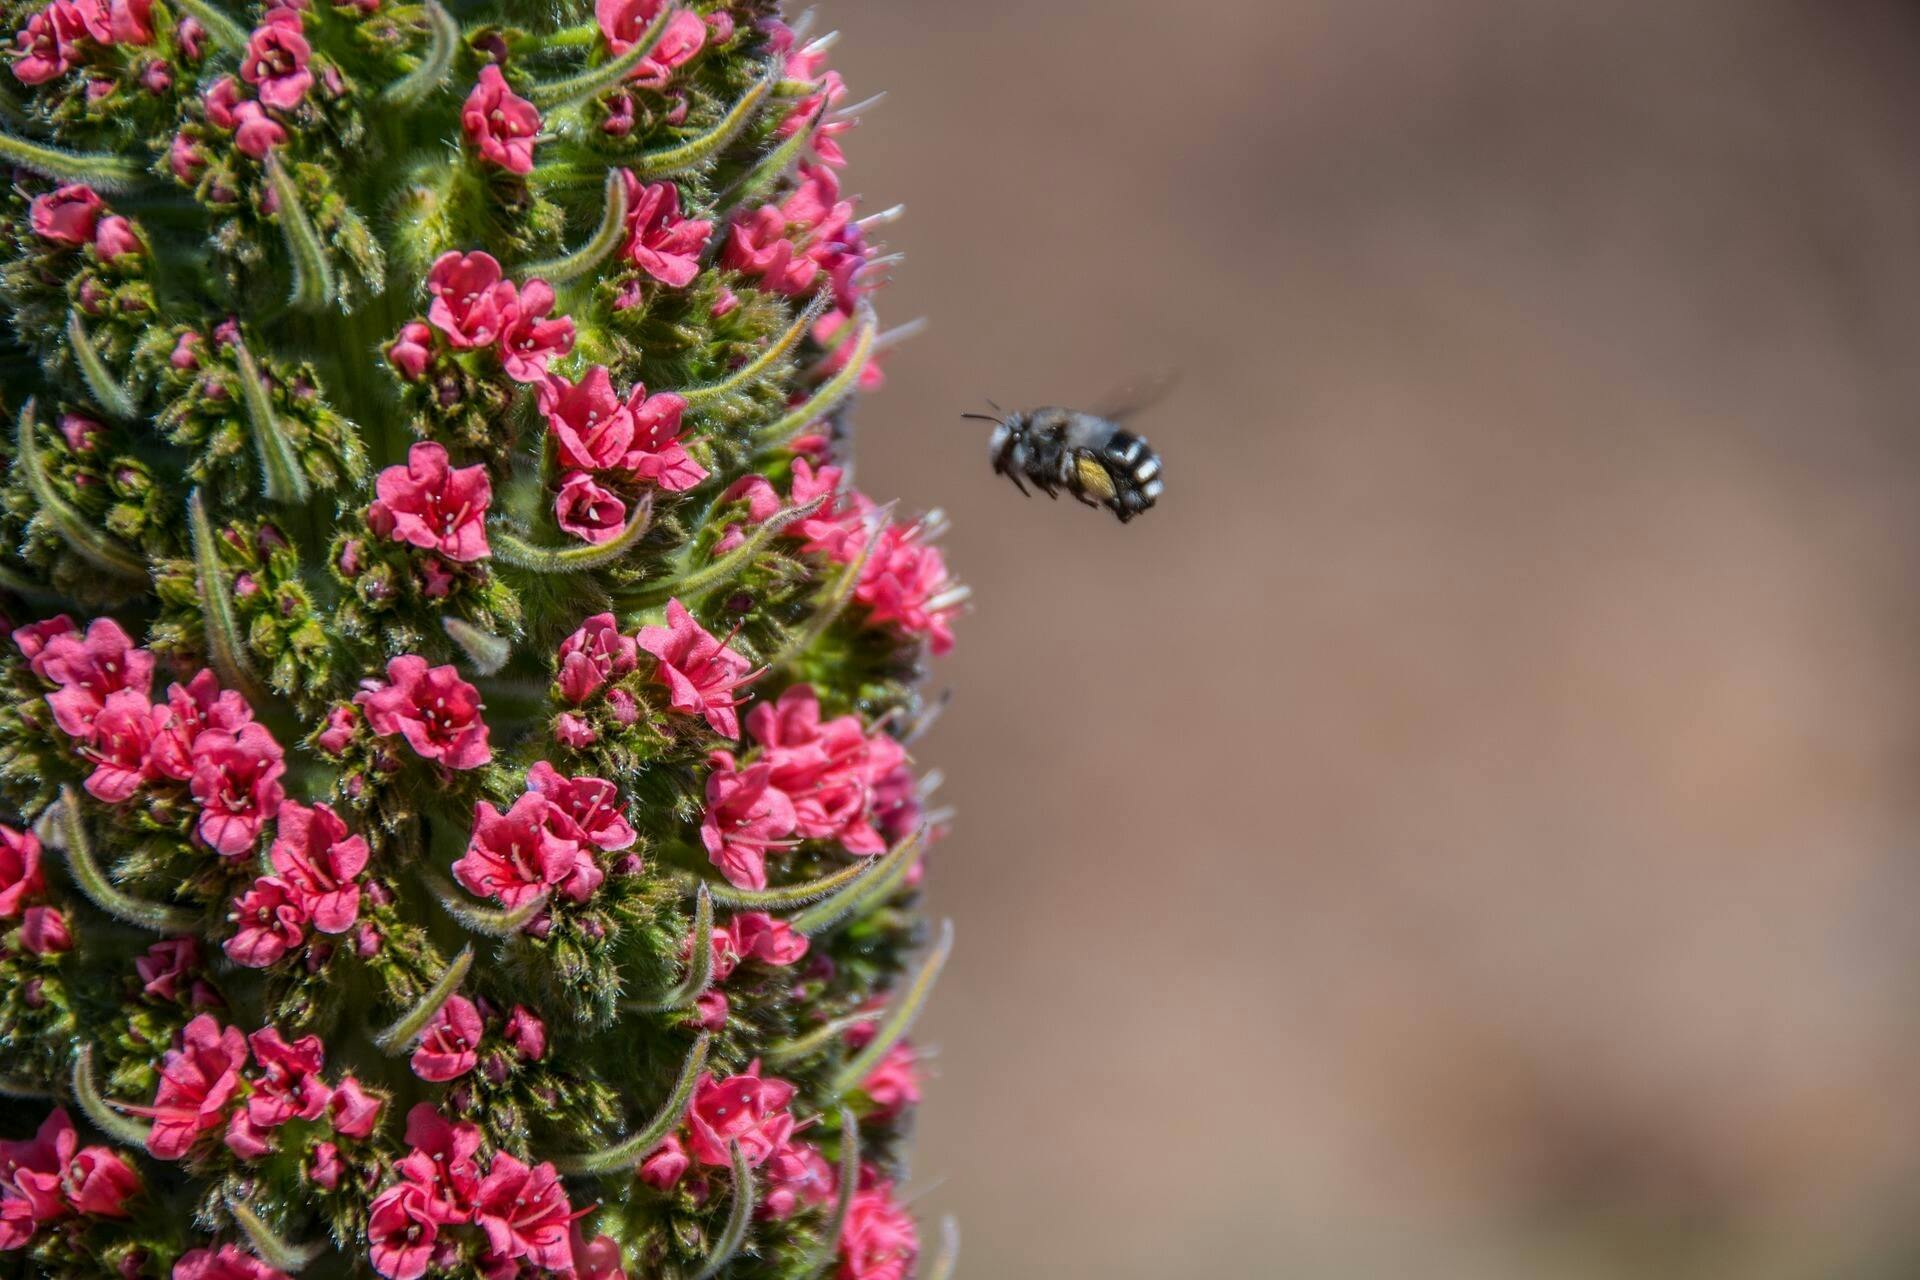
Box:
left=0, top=0, right=955, bottom=1275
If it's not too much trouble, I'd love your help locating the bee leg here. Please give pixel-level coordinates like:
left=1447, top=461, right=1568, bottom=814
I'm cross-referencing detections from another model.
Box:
left=1007, top=472, right=1031, bottom=498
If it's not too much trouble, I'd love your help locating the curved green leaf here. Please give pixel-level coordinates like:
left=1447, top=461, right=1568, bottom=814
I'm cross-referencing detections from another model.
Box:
left=490, top=491, right=652, bottom=573
left=627, top=61, right=780, bottom=179
left=681, top=292, right=831, bottom=411
left=528, top=2, right=673, bottom=109
left=827, top=919, right=952, bottom=1100
left=64, top=310, right=135, bottom=422
left=0, top=132, right=146, bottom=191
left=72, top=1045, right=152, bottom=1147
left=188, top=489, right=269, bottom=706
left=265, top=154, right=336, bottom=313
left=54, top=788, right=198, bottom=934
left=14, top=402, right=147, bottom=582
left=799, top=1109, right=860, bottom=1279
left=631, top=882, right=713, bottom=1011
left=232, top=339, right=311, bottom=504
left=228, top=1198, right=326, bottom=1273
left=692, top=1142, right=757, bottom=1280
left=516, top=169, right=629, bottom=283
left=549, top=1031, right=711, bottom=1175
left=790, top=826, right=924, bottom=937
left=373, top=945, right=474, bottom=1054
left=383, top=0, right=459, bottom=105
left=751, top=302, right=876, bottom=451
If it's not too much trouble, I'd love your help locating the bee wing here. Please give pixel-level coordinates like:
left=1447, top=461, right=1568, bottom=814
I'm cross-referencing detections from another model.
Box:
left=1089, top=368, right=1180, bottom=423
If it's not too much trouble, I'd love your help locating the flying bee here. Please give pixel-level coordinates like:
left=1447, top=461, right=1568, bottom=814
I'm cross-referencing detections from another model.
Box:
left=962, top=376, right=1171, bottom=524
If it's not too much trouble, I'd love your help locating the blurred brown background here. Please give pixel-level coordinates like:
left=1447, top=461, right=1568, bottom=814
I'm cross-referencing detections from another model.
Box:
left=829, top=2, right=1920, bottom=1275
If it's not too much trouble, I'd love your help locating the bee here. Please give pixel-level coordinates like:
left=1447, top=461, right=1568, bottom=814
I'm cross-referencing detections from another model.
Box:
left=962, top=376, right=1170, bottom=524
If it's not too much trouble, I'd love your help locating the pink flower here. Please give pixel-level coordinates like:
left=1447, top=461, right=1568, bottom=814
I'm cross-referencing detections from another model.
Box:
left=461, top=64, right=539, bottom=174
left=637, top=1133, right=689, bottom=1191
left=328, top=1075, right=383, bottom=1138
left=356, top=655, right=492, bottom=769
left=316, top=703, right=358, bottom=754
left=0, top=825, right=43, bottom=918
left=849, top=1032, right=919, bottom=1119
left=541, top=366, right=633, bottom=472
left=686, top=1066, right=796, bottom=1169
left=269, top=800, right=368, bottom=932
left=19, top=906, right=69, bottom=954
left=723, top=206, right=818, bottom=295
left=246, top=1027, right=330, bottom=1129
left=748, top=684, right=890, bottom=855
left=856, top=525, right=959, bottom=656
left=29, top=184, right=101, bottom=245
left=503, top=1006, right=546, bottom=1060
left=411, top=993, right=482, bottom=1081
left=188, top=721, right=287, bottom=856
left=204, top=74, right=242, bottom=126
left=387, top=321, right=433, bottom=380
left=526, top=761, right=636, bottom=851
left=80, top=688, right=164, bottom=803
left=37, top=616, right=153, bottom=739
left=11, top=6, right=83, bottom=85
left=0, top=1108, right=73, bottom=1237
left=58, top=412, right=101, bottom=452
left=92, top=213, right=141, bottom=261
left=108, top=0, right=151, bottom=44
left=455, top=791, right=602, bottom=908
left=135, top=937, right=198, bottom=1001
left=231, top=101, right=288, bottom=158
left=555, top=471, right=628, bottom=545
left=725, top=912, right=809, bottom=968
left=367, top=441, right=491, bottom=563
left=555, top=612, right=637, bottom=705
left=554, top=713, right=597, bottom=748
left=148, top=669, right=253, bottom=781
left=620, top=173, right=711, bottom=287
left=426, top=251, right=518, bottom=349
left=309, top=1141, right=344, bottom=1188
left=11, top=615, right=74, bottom=675
left=621, top=389, right=705, bottom=491
left=699, top=753, right=796, bottom=891
left=838, top=1180, right=918, bottom=1280
left=170, top=131, right=207, bottom=181
left=240, top=9, right=310, bottom=110
left=595, top=0, right=705, bottom=86
left=498, top=279, right=573, bottom=382
left=638, top=599, right=755, bottom=738
left=62, top=1143, right=138, bottom=1216
left=571, top=1231, right=627, bottom=1280
left=223, top=876, right=307, bottom=967
left=172, top=1245, right=291, bottom=1280
left=139, top=1014, right=250, bottom=1160
left=366, top=1180, right=445, bottom=1280
left=394, top=1104, right=482, bottom=1214
left=472, top=1154, right=575, bottom=1271
left=763, top=1138, right=833, bottom=1220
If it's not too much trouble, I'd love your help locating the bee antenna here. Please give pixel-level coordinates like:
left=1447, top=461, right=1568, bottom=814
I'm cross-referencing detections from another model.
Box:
left=959, top=412, right=1003, bottom=427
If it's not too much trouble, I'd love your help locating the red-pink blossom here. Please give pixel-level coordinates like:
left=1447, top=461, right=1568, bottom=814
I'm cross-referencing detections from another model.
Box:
left=700, top=752, right=796, bottom=891
left=542, top=365, right=633, bottom=472
left=188, top=721, right=287, bottom=856
left=555, top=612, right=637, bottom=705
left=18, top=906, right=68, bottom=954
left=503, top=1006, right=546, bottom=1060
left=139, top=1014, right=250, bottom=1160
left=686, top=1066, right=797, bottom=1169
left=245, top=1027, right=330, bottom=1128
left=856, top=525, right=959, bottom=656
left=328, top=1075, right=383, bottom=1138
left=472, top=1153, right=576, bottom=1272
left=79, top=688, right=164, bottom=803
left=0, top=1107, right=72, bottom=1240
left=638, top=1132, right=689, bottom=1191
left=461, top=64, right=540, bottom=174
left=410, top=993, right=482, bottom=1081
left=570, top=1231, right=627, bottom=1280
left=595, top=0, right=705, bottom=86
left=232, top=100, right=287, bottom=157
left=11, top=615, right=73, bottom=675
left=240, top=9, right=309, bottom=110
left=555, top=471, right=628, bottom=545
left=426, top=251, right=518, bottom=349
left=725, top=911, right=809, bottom=968
left=723, top=206, right=818, bottom=295
left=838, top=1179, right=918, bottom=1280
left=61, top=1143, right=138, bottom=1217
left=763, top=1137, right=833, bottom=1220
left=454, top=791, right=602, bottom=907
left=366, top=1180, right=446, bottom=1280
left=387, top=321, right=433, bottom=380
left=620, top=173, right=711, bottom=287
left=28, top=184, right=100, bottom=245
left=527, top=761, right=637, bottom=851
left=107, top=0, right=150, bottom=44
left=638, top=599, right=755, bottom=738
left=0, top=824, right=43, bottom=918
left=268, top=800, right=368, bottom=933
left=37, top=616, right=153, bottom=739
left=367, top=441, right=491, bottom=563
left=621, top=388, right=705, bottom=491
left=135, top=937, right=197, bottom=1001
left=173, top=1246, right=292, bottom=1280
left=848, top=1030, right=919, bottom=1119
left=748, top=683, right=889, bottom=855
left=147, top=669, right=253, bottom=782
left=394, top=1104, right=483, bottom=1215
left=356, top=655, right=492, bottom=769
left=498, top=278, right=573, bottom=382
left=224, top=876, right=307, bottom=968
left=11, top=6, right=85, bottom=85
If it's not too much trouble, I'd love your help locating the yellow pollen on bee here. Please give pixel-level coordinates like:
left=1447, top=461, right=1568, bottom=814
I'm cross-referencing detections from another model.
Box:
left=1075, top=455, right=1116, bottom=499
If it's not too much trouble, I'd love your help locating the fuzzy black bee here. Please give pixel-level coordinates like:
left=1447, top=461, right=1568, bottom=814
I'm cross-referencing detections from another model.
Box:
left=963, top=379, right=1169, bottom=524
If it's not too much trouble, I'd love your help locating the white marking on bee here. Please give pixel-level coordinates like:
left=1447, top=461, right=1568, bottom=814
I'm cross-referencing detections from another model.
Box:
left=1134, top=458, right=1160, bottom=482
left=1141, top=479, right=1164, bottom=499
